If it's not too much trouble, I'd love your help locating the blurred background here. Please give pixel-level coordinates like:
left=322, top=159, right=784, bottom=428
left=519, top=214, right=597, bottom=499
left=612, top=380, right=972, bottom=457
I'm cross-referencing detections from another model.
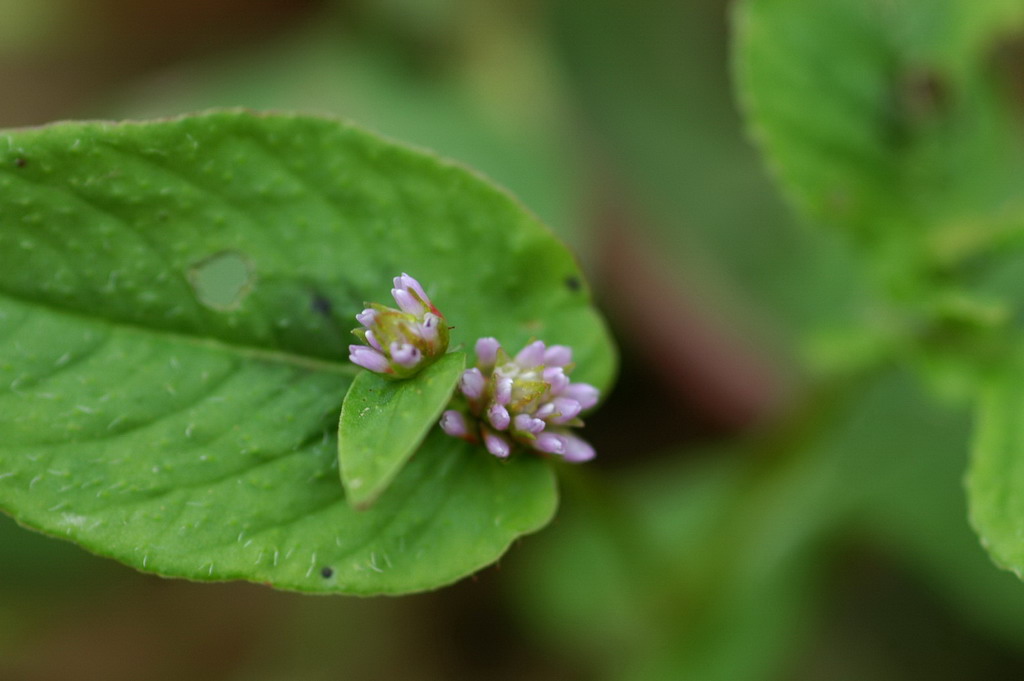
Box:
left=3, top=0, right=1024, bottom=679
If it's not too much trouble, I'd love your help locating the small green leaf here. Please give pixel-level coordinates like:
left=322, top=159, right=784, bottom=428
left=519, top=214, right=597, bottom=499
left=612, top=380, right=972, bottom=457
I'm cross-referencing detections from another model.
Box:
left=968, top=354, right=1024, bottom=579
left=339, top=352, right=465, bottom=509
left=0, top=110, right=615, bottom=593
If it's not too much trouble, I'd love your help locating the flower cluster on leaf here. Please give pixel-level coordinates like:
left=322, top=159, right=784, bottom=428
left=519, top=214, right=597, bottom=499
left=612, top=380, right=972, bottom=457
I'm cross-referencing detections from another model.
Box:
left=350, top=274, right=599, bottom=462
left=441, top=338, right=598, bottom=462
left=348, top=273, right=449, bottom=379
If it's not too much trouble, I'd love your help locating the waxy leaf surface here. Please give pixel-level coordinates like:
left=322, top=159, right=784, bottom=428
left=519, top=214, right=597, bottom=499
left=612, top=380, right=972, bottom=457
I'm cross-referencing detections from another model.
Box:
left=0, top=111, right=616, bottom=594
left=339, top=352, right=465, bottom=509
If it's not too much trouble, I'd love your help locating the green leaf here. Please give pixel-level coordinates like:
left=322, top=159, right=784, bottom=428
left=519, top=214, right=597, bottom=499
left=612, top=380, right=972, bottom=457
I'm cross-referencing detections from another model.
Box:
left=0, top=110, right=615, bottom=594
left=735, top=0, right=1024, bottom=277
left=968, top=354, right=1024, bottom=580
left=339, top=352, right=465, bottom=509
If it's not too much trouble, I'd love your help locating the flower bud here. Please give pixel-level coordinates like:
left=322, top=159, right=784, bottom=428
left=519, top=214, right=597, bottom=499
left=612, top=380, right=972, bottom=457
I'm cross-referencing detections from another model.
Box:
left=349, top=273, right=449, bottom=379
left=460, top=368, right=486, bottom=400
left=535, top=432, right=567, bottom=455
left=475, top=337, right=501, bottom=369
left=562, top=433, right=596, bottom=462
left=440, top=410, right=470, bottom=439
left=487, top=403, right=511, bottom=430
left=349, top=345, right=391, bottom=373
left=563, top=382, right=599, bottom=410
left=482, top=428, right=511, bottom=459
left=543, top=345, right=573, bottom=367
left=515, top=340, right=546, bottom=368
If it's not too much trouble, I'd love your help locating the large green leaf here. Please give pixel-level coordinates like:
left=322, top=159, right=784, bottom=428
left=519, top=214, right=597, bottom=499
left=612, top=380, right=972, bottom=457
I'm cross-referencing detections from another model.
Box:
left=339, top=352, right=465, bottom=509
left=0, top=110, right=615, bottom=594
left=735, top=0, right=1024, bottom=282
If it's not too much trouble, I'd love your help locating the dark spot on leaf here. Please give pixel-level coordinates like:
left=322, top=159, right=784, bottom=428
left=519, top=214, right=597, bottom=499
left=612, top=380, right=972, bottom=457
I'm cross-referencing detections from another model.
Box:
left=989, top=34, right=1024, bottom=121
left=13, top=157, right=26, bottom=168
left=900, top=70, right=949, bottom=121
left=565, top=276, right=581, bottom=292
left=311, top=293, right=333, bottom=317
left=188, top=251, right=255, bottom=311
left=883, top=67, right=950, bottom=149
left=320, top=566, right=334, bottom=578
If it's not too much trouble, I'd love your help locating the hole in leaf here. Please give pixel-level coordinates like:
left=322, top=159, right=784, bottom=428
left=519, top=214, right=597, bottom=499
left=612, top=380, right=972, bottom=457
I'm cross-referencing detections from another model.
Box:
left=188, top=251, right=255, bottom=310
left=565, top=276, right=581, bottom=292
left=320, top=566, right=334, bottom=578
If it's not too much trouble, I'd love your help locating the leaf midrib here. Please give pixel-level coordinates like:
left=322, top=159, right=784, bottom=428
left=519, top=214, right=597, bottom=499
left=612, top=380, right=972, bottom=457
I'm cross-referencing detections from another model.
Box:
left=0, top=289, right=359, bottom=377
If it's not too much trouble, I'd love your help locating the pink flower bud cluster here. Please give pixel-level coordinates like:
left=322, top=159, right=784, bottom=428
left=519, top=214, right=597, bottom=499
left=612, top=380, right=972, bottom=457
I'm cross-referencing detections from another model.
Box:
left=348, top=273, right=449, bottom=379
left=440, top=338, right=599, bottom=462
